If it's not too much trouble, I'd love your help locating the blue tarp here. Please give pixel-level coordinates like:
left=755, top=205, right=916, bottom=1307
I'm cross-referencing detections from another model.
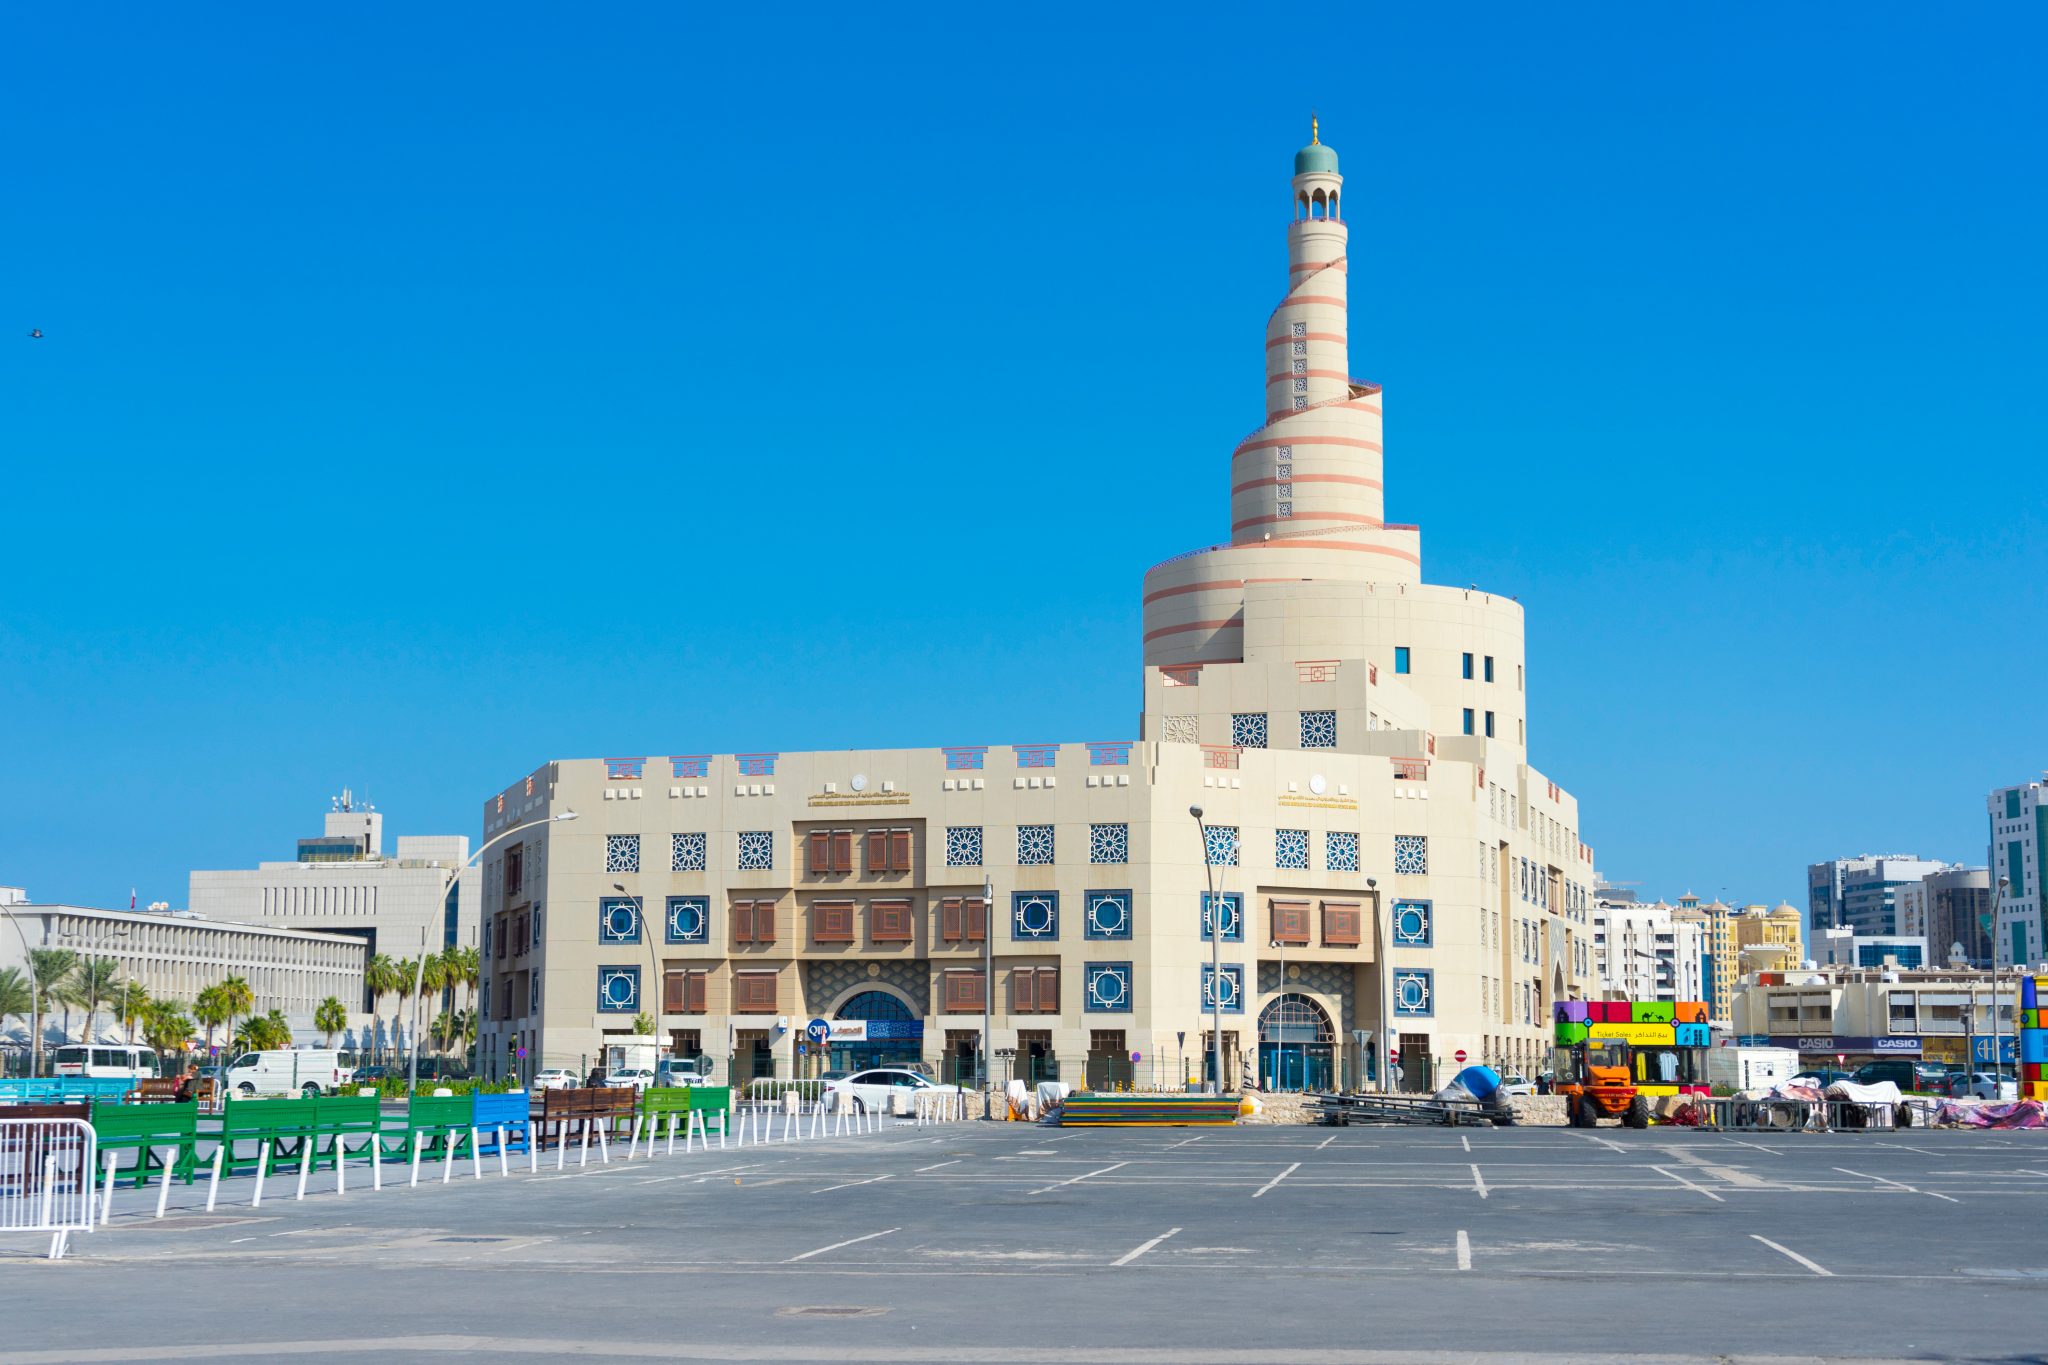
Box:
left=1448, top=1066, right=1502, bottom=1100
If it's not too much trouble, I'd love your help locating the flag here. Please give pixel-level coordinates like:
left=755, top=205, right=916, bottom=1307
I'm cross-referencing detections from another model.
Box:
left=130, top=888, right=136, bottom=910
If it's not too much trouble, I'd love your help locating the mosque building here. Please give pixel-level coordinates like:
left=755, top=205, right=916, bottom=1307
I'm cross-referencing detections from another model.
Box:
left=477, top=127, right=1600, bottom=1091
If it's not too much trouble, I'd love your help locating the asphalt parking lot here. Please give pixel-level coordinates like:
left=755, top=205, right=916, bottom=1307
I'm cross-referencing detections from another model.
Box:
left=3, top=1118, right=2045, bottom=1364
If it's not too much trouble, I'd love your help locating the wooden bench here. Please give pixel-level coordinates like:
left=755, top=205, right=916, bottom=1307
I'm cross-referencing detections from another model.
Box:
left=536, top=1088, right=634, bottom=1156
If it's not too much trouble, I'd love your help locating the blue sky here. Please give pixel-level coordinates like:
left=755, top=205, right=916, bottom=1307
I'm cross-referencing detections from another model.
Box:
left=4, top=6, right=2043, bottom=912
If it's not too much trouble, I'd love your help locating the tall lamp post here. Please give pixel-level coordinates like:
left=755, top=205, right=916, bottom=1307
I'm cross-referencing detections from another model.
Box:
left=981, top=875, right=993, bottom=1119
left=1992, top=875, right=2010, bottom=1086
left=1191, top=806, right=1220, bottom=1095
left=409, top=809, right=579, bottom=1093
left=1368, top=877, right=1386, bottom=1091
left=5, top=912, right=41, bottom=1079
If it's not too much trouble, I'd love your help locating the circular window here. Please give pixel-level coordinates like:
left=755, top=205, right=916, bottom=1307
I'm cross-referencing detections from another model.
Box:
left=600, top=971, right=637, bottom=1008
left=604, top=903, right=638, bottom=939
left=1089, top=895, right=1128, bottom=935
left=1015, top=896, right=1054, bottom=936
left=1396, top=973, right=1431, bottom=1012
left=668, top=902, right=704, bottom=939
left=1088, top=969, right=1128, bottom=1008
left=1395, top=904, right=1429, bottom=943
left=1209, top=971, right=1240, bottom=1007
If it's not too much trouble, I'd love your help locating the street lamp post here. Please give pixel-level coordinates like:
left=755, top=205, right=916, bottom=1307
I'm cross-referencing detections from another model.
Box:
left=1191, top=807, right=1220, bottom=1095
left=1992, top=876, right=2011, bottom=1087
left=981, top=875, right=993, bottom=1119
left=409, top=810, right=580, bottom=1093
left=1268, top=937, right=1283, bottom=1092
left=1369, top=877, right=1384, bottom=1091
left=4, top=912, right=41, bottom=1079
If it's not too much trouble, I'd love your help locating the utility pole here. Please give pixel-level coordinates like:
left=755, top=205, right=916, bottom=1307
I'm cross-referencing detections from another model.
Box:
left=981, top=875, right=993, bottom=1119
left=1192, top=807, right=1220, bottom=1095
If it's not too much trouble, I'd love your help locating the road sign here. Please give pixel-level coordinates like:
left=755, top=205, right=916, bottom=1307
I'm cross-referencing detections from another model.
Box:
left=1454, top=1049, right=1468, bottom=1064
left=1130, top=1051, right=1142, bottom=1063
left=804, top=1018, right=830, bottom=1045
left=517, top=1046, right=527, bottom=1059
left=1176, top=1031, right=1186, bottom=1048
left=1352, top=1029, right=1372, bottom=1050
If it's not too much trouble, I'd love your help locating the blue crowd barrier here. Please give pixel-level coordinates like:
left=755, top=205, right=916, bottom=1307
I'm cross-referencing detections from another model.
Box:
left=472, top=1091, right=531, bottom=1155
left=0, top=1077, right=137, bottom=1104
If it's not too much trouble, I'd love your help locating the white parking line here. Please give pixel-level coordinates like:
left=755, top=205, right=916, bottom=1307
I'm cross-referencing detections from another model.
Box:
left=1314, top=1134, right=1336, bottom=1151
left=915, top=1160, right=961, bottom=1173
left=1165, top=1136, right=1206, bottom=1150
left=1470, top=1163, right=1488, bottom=1199
left=1832, top=1165, right=1956, bottom=1201
left=1251, top=1162, right=1300, bottom=1199
left=1578, top=1133, right=1628, bottom=1153
left=812, top=1175, right=893, bottom=1194
left=1460, top=1136, right=1470, bottom=1153
left=1750, top=1233, right=1832, bottom=1276
left=1455, top=1229, right=1471, bottom=1271
left=1111, top=1226, right=1181, bottom=1266
left=783, top=1227, right=900, bottom=1263
left=1650, top=1165, right=1725, bottom=1202
left=1029, top=1162, right=1126, bottom=1195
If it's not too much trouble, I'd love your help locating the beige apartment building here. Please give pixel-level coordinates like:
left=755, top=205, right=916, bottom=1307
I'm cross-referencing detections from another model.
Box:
left=476, top=130, right=1601, bottom=1091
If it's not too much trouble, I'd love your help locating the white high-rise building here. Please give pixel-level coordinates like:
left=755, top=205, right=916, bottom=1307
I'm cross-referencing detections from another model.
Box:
left=1989, top=778, right=2047, bottom=968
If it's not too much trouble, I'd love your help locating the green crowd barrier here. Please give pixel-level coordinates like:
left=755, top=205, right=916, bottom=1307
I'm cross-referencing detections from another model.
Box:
left=90, top=1101, right=200, bottom=1190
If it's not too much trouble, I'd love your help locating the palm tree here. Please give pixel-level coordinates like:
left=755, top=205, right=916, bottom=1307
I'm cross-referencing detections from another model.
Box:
left=115, top=982, right=150, bottom=1046
left=141, top=1000, right=193, bottom=1063
left=392, top=958, right=419, bottom=1065
left=0, top=968, right=32, bottom=1030
left=27, top=949, right=76, bottom=1075
left=214, top=975, right=254, bottom=1059
left=458, top=945, right=480, bottom=1021
left=364, top=954, right=396, bottom=1063
left=313, top=996, right=347, bottom=1047
left=192, top=985, right=229, bottom=1062
left=232, top=1009, right=291, bottom=1053
left=65, top=957, right=122, bottom=1046
left=262, top=1009, right=291, bottom=1049
left=420, top=953, right=450, bottom=1056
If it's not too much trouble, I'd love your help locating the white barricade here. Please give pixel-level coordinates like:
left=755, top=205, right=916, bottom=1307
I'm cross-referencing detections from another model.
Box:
left=0, top=1118, right=97, bottom=1259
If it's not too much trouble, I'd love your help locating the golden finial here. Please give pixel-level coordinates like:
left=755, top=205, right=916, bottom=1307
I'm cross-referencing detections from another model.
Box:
left=1311, top=113, right=1320, bottom=145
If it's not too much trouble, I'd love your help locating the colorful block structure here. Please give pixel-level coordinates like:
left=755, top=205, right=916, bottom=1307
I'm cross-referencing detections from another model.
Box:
left=1554, top=1000, right=1711, bottom=1097
left=2024, top=975, right=2048, bottom=1101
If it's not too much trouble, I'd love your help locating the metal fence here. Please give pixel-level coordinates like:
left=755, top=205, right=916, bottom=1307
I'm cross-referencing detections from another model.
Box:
left=0, top=1118, right=97, bottom=1259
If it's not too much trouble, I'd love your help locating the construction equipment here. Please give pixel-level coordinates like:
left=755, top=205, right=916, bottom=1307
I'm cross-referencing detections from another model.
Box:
left=1551, top=1000, right=1709, bottom=1129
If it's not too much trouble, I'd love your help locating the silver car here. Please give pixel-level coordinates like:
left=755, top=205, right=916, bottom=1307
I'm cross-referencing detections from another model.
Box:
left=823, top=1068, right=963, bottom=1115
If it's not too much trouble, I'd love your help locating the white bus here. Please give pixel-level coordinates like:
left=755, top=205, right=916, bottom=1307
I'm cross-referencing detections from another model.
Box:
left=51, top=1044, right=161, bottom=1079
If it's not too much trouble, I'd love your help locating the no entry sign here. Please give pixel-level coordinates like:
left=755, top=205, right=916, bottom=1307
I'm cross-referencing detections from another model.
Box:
left=1454, top=1049, right=1468, bottom=1064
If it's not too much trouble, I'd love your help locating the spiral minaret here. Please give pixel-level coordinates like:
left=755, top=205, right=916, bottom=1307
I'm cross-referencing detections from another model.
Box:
left=1142, top=125, right=1423, bottom=667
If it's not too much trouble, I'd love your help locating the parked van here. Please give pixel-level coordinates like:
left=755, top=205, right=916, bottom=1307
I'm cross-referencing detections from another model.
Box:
left=223, top=1048, right=349, bottom=1098
left=1851, top=1058, right=1947, bottom=1093
left=51, top=1044, right=160, bottom=1079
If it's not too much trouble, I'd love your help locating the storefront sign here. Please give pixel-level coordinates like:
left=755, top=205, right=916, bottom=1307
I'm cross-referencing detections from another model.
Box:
left=1772, top=1035, right=1922, bottom=1056
left=826, top=1020, right=868, bottom=1043
left=1972, top=1036, right=2018, bottom=1065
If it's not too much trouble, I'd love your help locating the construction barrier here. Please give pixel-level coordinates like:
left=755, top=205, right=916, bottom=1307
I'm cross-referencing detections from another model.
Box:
left=0, top=1117, right=97, bottom=1259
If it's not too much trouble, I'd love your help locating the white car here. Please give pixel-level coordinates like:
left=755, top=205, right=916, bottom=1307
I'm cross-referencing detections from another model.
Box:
left=602, top=1068, right=656, bottom=1090
left=823, top=1068, right=963, bottom=1115
left=1495, top=1073, right=1536, bottom=1099
left=533, top=1068, right=579, bottom=1091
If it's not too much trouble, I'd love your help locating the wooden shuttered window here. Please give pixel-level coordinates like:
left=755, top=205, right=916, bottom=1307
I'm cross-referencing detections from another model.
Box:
left=663, top=969, right=708, bottom=1014
left=1271, top=899, right=1312, bottom=946
left=808, top=829, right=854, bottom=875
left=870, top=899, right=913, bottom=942
left=865, top=828, right=914, bottom=872
left=813, top=901, right=855, bottom=943
left=1322, top=901, right=1362, bottom=947
left=938, top=897, right=988, bottom=944
left=733, top=970, right=778, bottom=1013
left=942, top=969, right=987, bottom=1013
left=733, top=900, right=777, bottom=945
left=1011, top=966, right=1059, bottom=1014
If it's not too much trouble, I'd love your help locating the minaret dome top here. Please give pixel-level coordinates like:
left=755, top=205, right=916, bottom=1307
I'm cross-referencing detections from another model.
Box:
left=1294, top=116, right=1338, bottom=176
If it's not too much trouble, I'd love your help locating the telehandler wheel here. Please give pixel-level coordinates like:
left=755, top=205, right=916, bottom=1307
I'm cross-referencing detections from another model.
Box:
left=1577, top=1096, right=1602, bottom=1129
left=1624, top=1095, right=1651, bottom=1129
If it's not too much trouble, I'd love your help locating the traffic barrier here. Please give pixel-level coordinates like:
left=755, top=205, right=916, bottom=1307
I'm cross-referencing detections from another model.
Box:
left=0, top=1117, right=96, bottom=1259
left=88, top=1102, right=199, bottom=1219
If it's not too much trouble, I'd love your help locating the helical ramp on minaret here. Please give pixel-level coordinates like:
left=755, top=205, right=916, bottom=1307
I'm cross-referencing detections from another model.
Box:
left=1142, top=126, right=1423, bottom=668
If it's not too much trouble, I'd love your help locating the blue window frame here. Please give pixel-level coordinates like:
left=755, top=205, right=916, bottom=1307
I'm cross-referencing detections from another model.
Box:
left=598, top=896, right=642, bottom=945
left=1485, top=711, right=1495, bottom=738
left=1462, top=652, right=1474, bottom=680
left=1394, top=646, right=1411, bottom=674
left=1084, top=962, right=1133, bottom=1013
left=597, top=965, right=640, bottom=1013
left=1200, top=891, right=1243, bottom=943
left=1392, top=968, right=1433, bottom=1017
left=665, top=895, right=709, bottom=944
left=1484, top=655, right=1495, bottom=683
left=1084, top=890, right=1133, bottom=940
left=1011, top=890, right=1059, bottom=942
left=1201, top=963, right=1245, bottom=1014
left=1462, top=708, right=1474, bottom=735
left=1392, top=898, right=1433, bottom=948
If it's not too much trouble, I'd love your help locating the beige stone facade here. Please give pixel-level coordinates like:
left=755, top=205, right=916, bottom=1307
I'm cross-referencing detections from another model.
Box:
left=476, top=132, right=1601, bottom=1091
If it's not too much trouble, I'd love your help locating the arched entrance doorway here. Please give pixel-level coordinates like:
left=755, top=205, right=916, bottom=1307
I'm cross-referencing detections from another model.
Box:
left=831, top=990, right=924, bottom=1073
left=1258, top=993, right=1334, bottom=1092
